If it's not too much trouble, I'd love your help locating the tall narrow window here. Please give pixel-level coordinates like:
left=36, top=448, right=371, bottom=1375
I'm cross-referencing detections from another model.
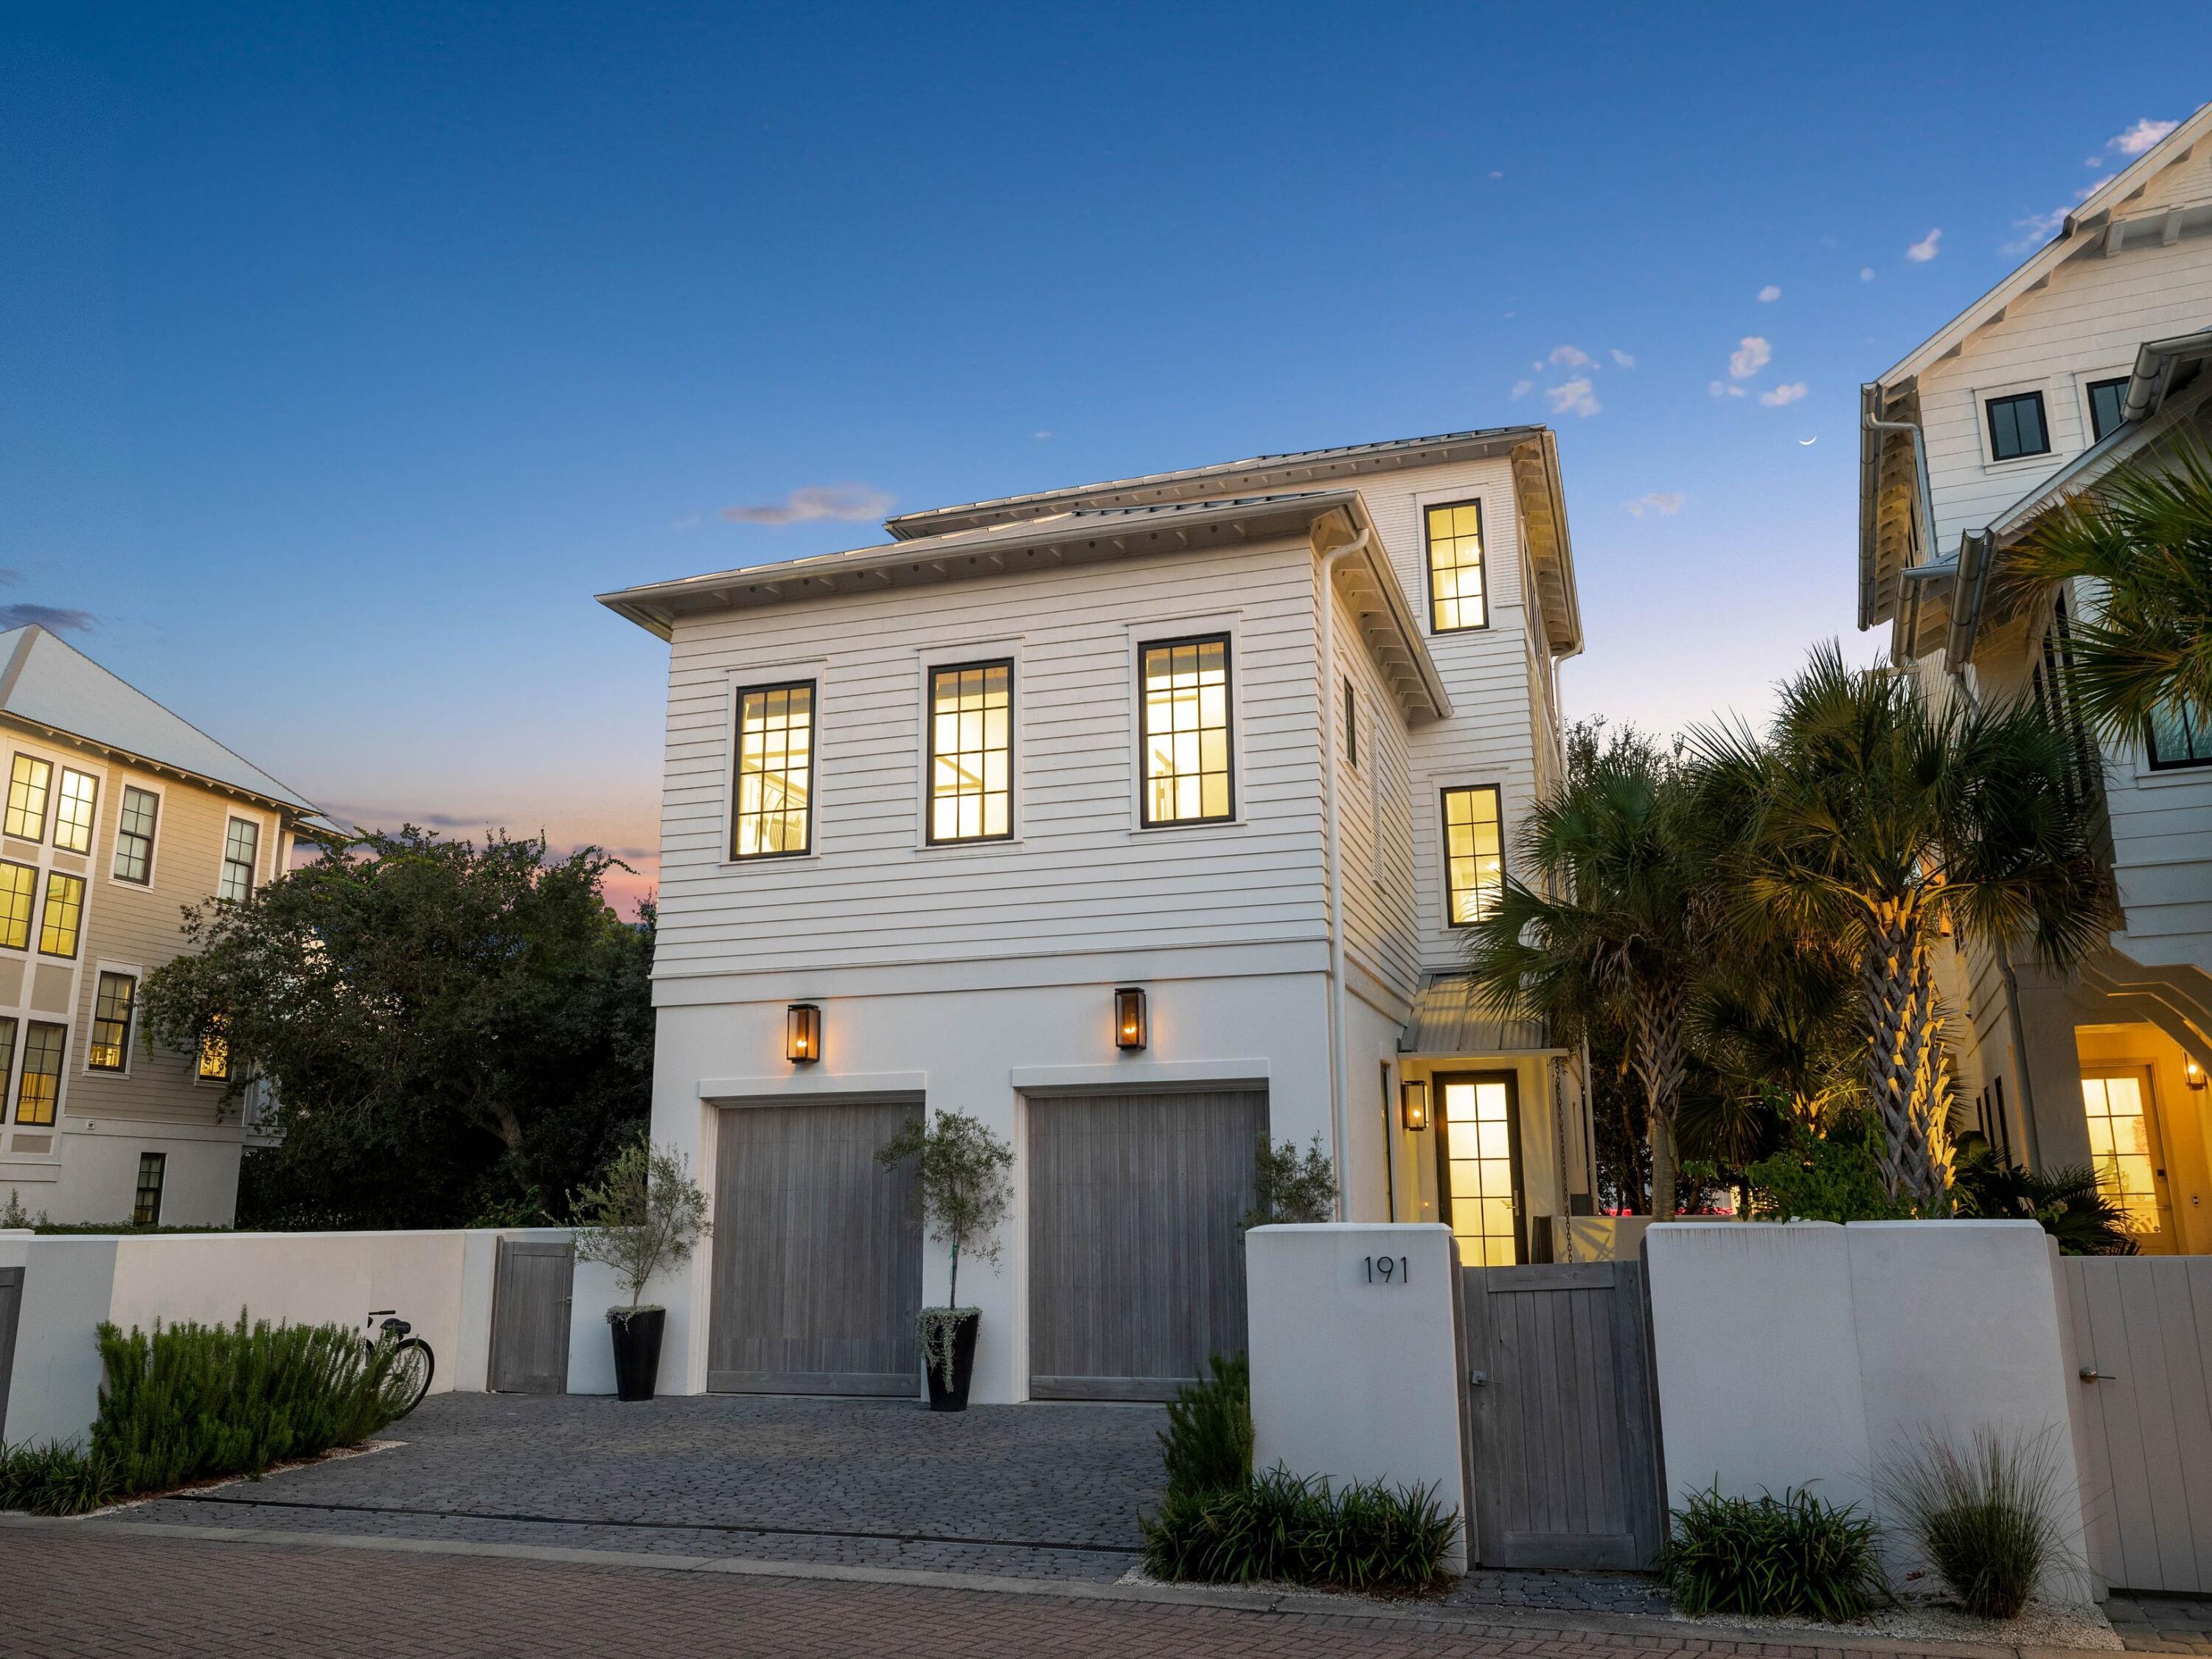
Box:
left=1139, top=636, right=1233, bottom=826
left=1986, top=391, right=2051, bottom=462
left=90, top=972, right=138, bottom=1071
left=219, top=818, right=260, bottom=902
left=928, top=661, right=1013, bottom=843
left=197, top=1018, right=232, bottom=1082
left=0, top=1020, right=15, bottom=1110
left=2087, top=377, right=2129, bottom=443
left=1425, top=500, right=1487, bottom=632
left=38, top=870, right=84, bottom=957
left=14, top=1020, right=66, bottom=1125
left=1441, top=785, right=1504, bottom=925
left=133, top=1152, right=167, bottom=1227
left=2082, top=1073, right=2163, bottom=1237
left=0, top=860, right=35, bottom=950
left=53, top=768, right=98, bottom=855
left=4, top=755, right=51, bottom=841
left=1343, top=680, right=1359, bottom=771
left=1440, top=1075, right=1522, bottom=1267
left=114, top=786, right=159, bottom=883
left=732, top=681, right=815, bottom=858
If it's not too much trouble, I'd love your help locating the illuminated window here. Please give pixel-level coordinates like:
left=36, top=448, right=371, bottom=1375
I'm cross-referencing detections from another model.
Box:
left=38, top=870, right=84, bottom=958
left=2083, top=1074, right=2163, bottom=1236
left=928, top=661, right=1012, bottom=843
left=90, top=972, right=137, bottom=1071
left=1441, top=786, right=1504, bottom=925
left=133, top=1152, right=167, bottom=1228
left=14, top=1020, right=66, bottom=1126
left=1425, top=500, right=1487, bottom=633
left=1440, top=1076, right=1521, bottom=1267
left=219, top=818, right=260, bottom=903
left=114, top=787, right=159, bottom=883
left=0, top=860, right=35, bottom=950
left=1139, top=636, right=1233, bottom=827
left=198, top=1020, right=232, bottom=1082
left=4, top=755, right=51, bottom=841
left=731, top=682, right=815, bottom=858
left=54, top=768, right=98, bottom=855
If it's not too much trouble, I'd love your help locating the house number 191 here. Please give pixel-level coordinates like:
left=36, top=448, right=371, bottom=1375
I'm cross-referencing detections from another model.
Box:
left=1363, top=1255, right=1409, bottom=1284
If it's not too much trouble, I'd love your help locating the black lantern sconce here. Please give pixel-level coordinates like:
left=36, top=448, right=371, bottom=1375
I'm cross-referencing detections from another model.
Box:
left=2188, top=1055, right=2208, bottom=1093
left=786, top=1004, right=822, bottom=1065
left=1400, top=1079, right=1430, bottom=1132
left=1114, top=987, right=1147, bottom=1051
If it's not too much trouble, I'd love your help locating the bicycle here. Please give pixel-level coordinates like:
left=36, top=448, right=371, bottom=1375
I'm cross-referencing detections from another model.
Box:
left=364, top=1309, right=436, bottom=1418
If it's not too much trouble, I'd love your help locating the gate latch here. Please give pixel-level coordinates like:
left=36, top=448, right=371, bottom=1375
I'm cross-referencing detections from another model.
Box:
left=1469, top=1371, right=1488, bottom=1388
left=2079, top=1365, right=2117, bottom=1382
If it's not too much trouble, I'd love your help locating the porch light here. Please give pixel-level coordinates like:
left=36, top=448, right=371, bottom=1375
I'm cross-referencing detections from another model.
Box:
left=1400, top=1080, right=1430, bottom=1132
left=2188, top=1057, right=2207, bottom=1092
left=786, top=1004, right=822, bottom=1065
left=1114, top=987, right=1147, bottom=1051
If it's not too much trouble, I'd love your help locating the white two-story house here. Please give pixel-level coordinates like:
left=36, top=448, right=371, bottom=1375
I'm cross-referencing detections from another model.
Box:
left=602, top=427, right=1592, bottom=1403
left=1859, top=102, right=2212, bottom=1251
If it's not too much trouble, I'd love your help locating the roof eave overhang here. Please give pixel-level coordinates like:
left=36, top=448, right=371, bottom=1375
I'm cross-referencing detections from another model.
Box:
left=0, top=710, right=325, bottom=824
left=1509, top=429, right=1582, bottom=658
left=1310, top=503, right=1453, bottom=723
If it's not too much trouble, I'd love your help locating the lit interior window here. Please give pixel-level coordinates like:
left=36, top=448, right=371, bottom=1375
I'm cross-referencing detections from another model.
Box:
left=1442, top=786, right=1503, bottom=925
left=1141, top=638, right=1232, bottom=825
left=2082, top=1074, right=2162, bottom=1234
left=4, top=755, right=52, bottom=841
left=1425, top=501, right=1487, bottom=632
left=1441, top=1078, right=1519, bottom=1266
left=733, top=682, right=815, bottom=858
left=37, top=870, right=84, bottom=958
left=929, top=662, right=1012, bottom=842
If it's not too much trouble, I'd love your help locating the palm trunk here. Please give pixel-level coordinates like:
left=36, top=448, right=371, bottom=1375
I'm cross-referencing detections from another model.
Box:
left=1631, top=988, right=1686, bottom=1220
left=1861, top=897, right=1955, bottom=1213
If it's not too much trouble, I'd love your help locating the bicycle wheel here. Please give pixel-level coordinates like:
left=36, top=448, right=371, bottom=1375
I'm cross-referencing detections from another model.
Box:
left=386, top=1337, right=435, bottom=1418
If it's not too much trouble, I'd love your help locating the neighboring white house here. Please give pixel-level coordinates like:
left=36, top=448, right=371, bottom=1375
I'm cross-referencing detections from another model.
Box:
left=600, top=427, right=1593, bottom=1404
left=1858, top=102, right=2212, bottom=1251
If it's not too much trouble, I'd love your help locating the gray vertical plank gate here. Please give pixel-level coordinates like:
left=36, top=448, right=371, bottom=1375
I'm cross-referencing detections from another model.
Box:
left=489, top=1239, right=575, bottom=1394
left=1028, top=1089, right=1266, bottom=1402
left=1461, top=1260, right=1664, bottom=1569
left=709, top=1100, right=924, bottom=1397
left=2063, top=1256, right=2212, bottom=1594
left=0, top=1265, right=21, bottom=1439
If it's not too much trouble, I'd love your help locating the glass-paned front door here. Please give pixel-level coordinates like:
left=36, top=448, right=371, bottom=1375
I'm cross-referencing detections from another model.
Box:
left=2081, top=1071, right=2170, bottom=1243
left=1439, top=1074, right=1522, bottom=1267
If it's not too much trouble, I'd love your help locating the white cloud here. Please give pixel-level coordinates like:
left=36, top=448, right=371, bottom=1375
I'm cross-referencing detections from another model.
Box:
left=1759, top=382, right=1809, bottom=407
left=1548, top=344, right=1594, bottom=369
left=1032, top=430, right=1054, bottom=440
left=721, top=483, right=896, bottom=525
left=1545, top=378, right=1601, bottom=417
left=1510, top=378, right=1534, bottom=399
left=670, top=512, right=703, bottom=531
left=1609, top=348, right=1637, bottom=369
left=1487, top=170, right=1503, bottom=180
left=1757, top=285, right=1781, bottom=302
left=1624, top=493, right=1685, bottom=518
left=1729, top=336, right=1772, bottom=379
left=1708, top=380, right=1747, bottom=400
left=1860, top=267, right=1875, bottom=282
left=2101, top=117, right=2179, bottom=161
left=1906, top=228, right=1942, bottom=262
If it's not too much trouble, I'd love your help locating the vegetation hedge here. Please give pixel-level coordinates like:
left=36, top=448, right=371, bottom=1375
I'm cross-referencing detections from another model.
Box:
left=1660, top=1484, right=1886, bottom=1620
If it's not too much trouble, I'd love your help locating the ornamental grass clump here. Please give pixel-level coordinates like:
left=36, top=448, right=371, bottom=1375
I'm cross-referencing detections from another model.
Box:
left=1159, top=1354, right=1253, bottom=1498
left=1660, top=1484, right=1886, bottom=1621
left=0, top=1439, right=125, bottom=1516
left=1141, top=1467, right=1460, bottom=1593
left=1881, top=1427, right=2070, bottom=1621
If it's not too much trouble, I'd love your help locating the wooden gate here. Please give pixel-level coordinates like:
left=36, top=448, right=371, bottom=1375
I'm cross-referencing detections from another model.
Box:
left=1461, top=1260, right=1665, bottom=1569
left=0, top=1264, right=21, bottom=1438
left=2064, top=1256, right=2212, bottom=1593
left=489, top=1239, right=575, bottom=1394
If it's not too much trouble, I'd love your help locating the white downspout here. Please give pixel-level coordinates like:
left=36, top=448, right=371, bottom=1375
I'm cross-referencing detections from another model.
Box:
left=1318, top=527, right=1372, bottom=1221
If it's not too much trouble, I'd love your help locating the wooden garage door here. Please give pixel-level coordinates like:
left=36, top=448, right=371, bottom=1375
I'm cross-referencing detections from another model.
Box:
left=1029, top=1089, right=1266, bottom=1402
left=709, top=1101, right=923, bottom=1396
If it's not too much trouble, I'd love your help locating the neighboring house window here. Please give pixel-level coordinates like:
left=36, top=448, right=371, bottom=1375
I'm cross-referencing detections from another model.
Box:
left=90, top=972, right=138, bottom=1071
left=2148, top=701, right=2212, bottom=771
left=2087, top=377, right=2129, bottom=444
left=14, top=1020, right=66, bottom=1125
left=0, top=860, right=35, bottom=950
left=1343, top=681, right=1358, bottom=771
left=1425, top=500, right=1488, bottom=632
left=928, top=661, right=1014, bottom=844
left=133, top=1152, right=167, bottom=1228
left=1139, top=636, right=1234, bottom=826
left=4, top=754, right=51, bottom=841
left=1986, top=391, right=2051, bottom=462
left=219, top=818, right=260, bottom=902
left=55, top=768, right=99, bottom=855
left=114, top=786, right=159, bottom=883
left=1441, top=785, right=1505, bottom=925
left=38, top=870, right=85, bottom=958
left=731, top=681, right=816, bottom=858
left=198, top=1020, right=232, bottom=1082
left=0, top=1019, right=14, bottom=1107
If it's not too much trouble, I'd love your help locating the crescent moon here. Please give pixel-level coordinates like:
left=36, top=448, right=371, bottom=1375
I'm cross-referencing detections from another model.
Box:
left=1798, top=437, right=1818, bottom=445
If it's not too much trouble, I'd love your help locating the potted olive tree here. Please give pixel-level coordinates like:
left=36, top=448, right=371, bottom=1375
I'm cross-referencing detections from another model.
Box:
left=571, top=1138, right=709, bottom=1402
left=876, top=1109, right=1012, bottom=1411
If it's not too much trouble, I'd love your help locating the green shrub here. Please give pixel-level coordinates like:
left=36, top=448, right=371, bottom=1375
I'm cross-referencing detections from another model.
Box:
left=1160, top=1354, right=1253, bottom=1498
left=0, top=1440, right=125, bottom=1516
left=1661, top=1484, right=1886, bottom=1620
left=1745, top=1122, right=1915, bottom=1224
left=1951, top=1144, right=2140, bottom=1256
left=1881, top=1427, right=2067, bottom=1621
left=1142, top=1467, right=1460, bottom=1593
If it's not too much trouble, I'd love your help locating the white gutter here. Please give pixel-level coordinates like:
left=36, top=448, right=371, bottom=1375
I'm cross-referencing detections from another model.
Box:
left=1316, top=524, right=1373, bottom=1220
left=1860, top=386, right=1941, bottom=640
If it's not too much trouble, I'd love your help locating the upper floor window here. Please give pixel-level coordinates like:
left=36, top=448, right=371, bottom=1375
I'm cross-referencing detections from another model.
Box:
left=38, top=870, right=84, bottom=957
left=0, top=860, right=34, bottom=950
left=1441, top=785, right=1505, bottom=926
left=14, top=1020, right=66, bottom=1126
left=114, top=786, right=159, bottom=883
left=1425, top=500, right=1488, bottom=633
left=2148, top=701, right=2212, bottom=771
left=220, top=817, right=260, bottom=902
left=732, top=681, right=815, bottom=858
left=928, top=661, right=1013, bottom=844
left=1986, top=391, right=2051, bottom=462
left=1343, top=680, right=1359, bottom=771
left=55, top=768, right=98, bottom=855
left=4, top=754, right=51, bottom=841
left=2087, top=377, right=2129, bottom=444
left=198, top=1018, right=232, bottom=1083
left=1139, top=636, right=1234, bottom=827
left=90, top=972, right=138, bottom=1071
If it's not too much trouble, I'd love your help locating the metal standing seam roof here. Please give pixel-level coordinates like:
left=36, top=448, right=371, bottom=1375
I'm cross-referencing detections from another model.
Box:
left=1399, top=973, right=1557, bottom=1057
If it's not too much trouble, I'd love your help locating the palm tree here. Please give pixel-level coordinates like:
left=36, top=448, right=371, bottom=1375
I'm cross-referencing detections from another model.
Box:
left=2006, top=439, right=2212, bottom=748
left=1694, top=644, right=2113, bottom=1212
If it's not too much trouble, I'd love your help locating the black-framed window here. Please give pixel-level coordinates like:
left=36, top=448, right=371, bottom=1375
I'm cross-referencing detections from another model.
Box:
left=4, top=754, right=50, bottom=842
left=731, top=680, right=816, bottom=858
left=37, top=869, right=84, bottom=959
left=55, top=768, right=98, bottom=856
left=133, top=1152, right=167, bottom=1228
left=1986, top=391, right=2051, bottom=462
left=90, top=971, right=137, bottom=1071
left=1425, top=499, right=1488, bottom=632
left=0, top=860, right=34, bottom=950
left=2087, top=378, right=2130, bottom=444
left=1343, top=680, right=1359, bottom=771
left=14, top=1020, right=66, bottom=1126
left=2148, top=701, right=2212, bottom=771
left=114, top=785, right=159, bottom=883
left=1441, top=785, right=1504, bottom=926
left=1138, top=635, right=1234, bottom=826
left=927, top=660, right=1013, bottom=844
left=197, top=1018, right=232, bottom=1082
left=219, top=817, right=260, bottom=903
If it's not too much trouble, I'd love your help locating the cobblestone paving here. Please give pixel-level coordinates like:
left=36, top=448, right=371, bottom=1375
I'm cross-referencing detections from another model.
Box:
left=1441, top=1569, right=1672, bottom=1617
left=2109, top=1595, right=2212, bottom=1654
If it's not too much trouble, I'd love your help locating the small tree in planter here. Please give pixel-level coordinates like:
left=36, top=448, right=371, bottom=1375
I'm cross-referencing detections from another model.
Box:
left=876, top=1110, right=1012, bottom=1411
left=571, top=1138, right=709, bottom=1402
left=1240, top=1135, right=1337, bottom=1231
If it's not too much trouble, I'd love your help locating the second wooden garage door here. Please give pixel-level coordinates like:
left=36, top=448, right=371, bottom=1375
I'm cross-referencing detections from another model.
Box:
left=1027, top=1088, right=1267, bottom=1402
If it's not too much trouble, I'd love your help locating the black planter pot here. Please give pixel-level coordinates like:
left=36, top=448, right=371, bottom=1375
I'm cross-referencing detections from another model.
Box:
left=608, top=1307, right=666, bottom=1402
left=922, top=1310, right=980, bottom=1412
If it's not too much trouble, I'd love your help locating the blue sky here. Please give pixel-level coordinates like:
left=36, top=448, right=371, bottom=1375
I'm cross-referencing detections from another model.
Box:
left=6, top=3, right=2208, bottom=908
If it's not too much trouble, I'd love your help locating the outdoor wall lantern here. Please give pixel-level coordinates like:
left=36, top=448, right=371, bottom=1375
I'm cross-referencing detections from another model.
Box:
left=1400, top=1079, right=1430, bottom=1132
left=2188, top=1056, right=2207, bottom=1092
left=786, top=1004, right=822, bottom=1065
left=1114, top=987, right=1147, bottom=1051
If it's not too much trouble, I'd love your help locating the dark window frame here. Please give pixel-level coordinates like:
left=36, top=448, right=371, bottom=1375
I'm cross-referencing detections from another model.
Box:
left=729, top=678, right=819, bottom=860
left=1136, top=632, right=1237, bottom=829
left=2146, top=700, right=2212, bottom=771
left=2087, top=377, right=2130, bottom=445
left=219, top=816, right=260, bottom=903
left=54, top=768, right=98, bottom=857
left=1422, top=497, right=1490, bottom=634
left=1439, top=783, right=1506, bottom=929
left=0, top=858, right=35, bottom=951
left=14, top=1019, right=66, bottom=1126
left=114, top=785, right=159, bottom=884
left=133, top=1152, right=167, bottom=1228
left=37, top=869, right=86, bottom=960
left=924, top=658, right=1017, bottom=846
left=1343, top=679, right=1359, bottom=772
left=89, top=971, right=137, bottom=1072
left=4, top=754, right=52, bottom=844
left=1986, top=391, right=2052, bottom=462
